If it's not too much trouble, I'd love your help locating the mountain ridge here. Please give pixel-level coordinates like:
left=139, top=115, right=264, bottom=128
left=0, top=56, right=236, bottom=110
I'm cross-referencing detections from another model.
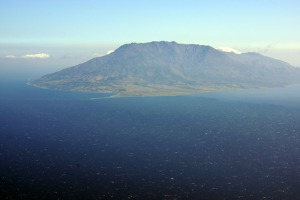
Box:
left=31, top=41, right=300, bottom=97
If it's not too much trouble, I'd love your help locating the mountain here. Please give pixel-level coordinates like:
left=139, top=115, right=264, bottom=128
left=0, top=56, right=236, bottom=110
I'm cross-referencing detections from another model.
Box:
left=31, top=41, right=300, bottom=97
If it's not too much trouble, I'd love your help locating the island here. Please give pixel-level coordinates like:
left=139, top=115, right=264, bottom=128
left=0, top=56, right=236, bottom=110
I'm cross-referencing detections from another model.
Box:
left=31, top=41, right=300, bottom=97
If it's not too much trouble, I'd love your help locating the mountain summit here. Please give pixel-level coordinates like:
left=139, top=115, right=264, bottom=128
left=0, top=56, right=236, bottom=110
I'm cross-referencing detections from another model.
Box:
left=32, top=41, right=300, bottom=97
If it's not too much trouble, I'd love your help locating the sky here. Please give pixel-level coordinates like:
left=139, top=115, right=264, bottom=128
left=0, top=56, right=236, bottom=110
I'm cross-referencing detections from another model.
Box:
left=1, top=0, right=300, bottom=80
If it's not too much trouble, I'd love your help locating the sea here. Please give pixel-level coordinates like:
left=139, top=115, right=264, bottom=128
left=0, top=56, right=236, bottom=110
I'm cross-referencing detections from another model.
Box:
left=1, top=81, right=300, bottom=200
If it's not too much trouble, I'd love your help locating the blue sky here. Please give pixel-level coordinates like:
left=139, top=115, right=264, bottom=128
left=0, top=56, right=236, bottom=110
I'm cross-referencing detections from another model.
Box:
left=1, top=0, right=300, bottom=79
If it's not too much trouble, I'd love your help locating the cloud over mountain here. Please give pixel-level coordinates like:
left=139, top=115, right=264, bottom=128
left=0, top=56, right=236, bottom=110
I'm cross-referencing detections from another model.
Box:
left=217, top=47, right=242, bottom=54
left=92, top=50, right=115, bottom=58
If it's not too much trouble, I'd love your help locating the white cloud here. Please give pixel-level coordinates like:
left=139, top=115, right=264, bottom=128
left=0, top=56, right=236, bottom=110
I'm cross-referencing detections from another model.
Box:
left=92, top=50, right=115, bottom=58
left=106, top=50, right=114, bottom=54
left=4, top=55, right=17, bottom=58
left=21, top=53, right=50, bottom=59
left=217, top=47, right=242, bottom=54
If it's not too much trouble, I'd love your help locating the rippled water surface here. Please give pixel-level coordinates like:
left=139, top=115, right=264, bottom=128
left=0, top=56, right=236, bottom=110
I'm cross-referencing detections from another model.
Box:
left=1, top=82, right=300, bottom=199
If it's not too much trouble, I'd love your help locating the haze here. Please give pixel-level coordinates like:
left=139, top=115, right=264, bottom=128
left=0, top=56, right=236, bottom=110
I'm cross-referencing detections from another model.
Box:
left=1, top=0, right=300, bottom=80
left=2, top=1, right=300, bottom=199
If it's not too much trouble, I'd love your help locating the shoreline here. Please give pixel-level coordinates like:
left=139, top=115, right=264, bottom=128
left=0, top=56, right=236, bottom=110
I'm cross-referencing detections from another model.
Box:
left=26, top=81, right=299, bottom=100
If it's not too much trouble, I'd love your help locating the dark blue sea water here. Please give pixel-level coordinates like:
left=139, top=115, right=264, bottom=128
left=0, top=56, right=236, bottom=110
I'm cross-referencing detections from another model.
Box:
left=1, top=81, right=300, bottom=199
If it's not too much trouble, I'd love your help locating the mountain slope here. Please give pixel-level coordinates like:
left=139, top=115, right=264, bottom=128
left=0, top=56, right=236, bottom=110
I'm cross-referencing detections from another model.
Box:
left=31, top=41, right=300, bottom=97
